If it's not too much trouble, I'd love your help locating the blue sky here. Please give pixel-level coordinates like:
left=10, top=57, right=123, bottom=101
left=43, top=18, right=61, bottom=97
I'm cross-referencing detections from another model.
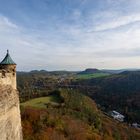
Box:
left=0, top=0, right=140, bottom=71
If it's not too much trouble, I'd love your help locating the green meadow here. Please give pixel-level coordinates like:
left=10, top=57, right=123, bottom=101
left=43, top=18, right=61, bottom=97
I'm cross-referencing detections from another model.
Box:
left=76, top=73, right=110, bottom=79
left=21, top=94, right=61, bottom=109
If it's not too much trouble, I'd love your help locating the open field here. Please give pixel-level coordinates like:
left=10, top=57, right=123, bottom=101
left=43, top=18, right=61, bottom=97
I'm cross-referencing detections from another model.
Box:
left=76, top=73, right=110, bottom=79
left=21, top=95, right=61, bottom=109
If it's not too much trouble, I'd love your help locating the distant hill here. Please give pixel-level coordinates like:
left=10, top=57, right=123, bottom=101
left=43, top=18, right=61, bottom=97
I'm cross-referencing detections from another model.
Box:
left=102, top=69, right=140, bottom=74
left=77, top=68, right=126, bottom=75
left=17, top=70, right=76, bottom=76
left=30, top=70, right=48, bottom=74
left=78, top=68, right=102, bottom=74
left=101, top=69, right=125, bottom=74
left=17, top=68, right=140, bottom=75
left=76, top=68, right=110, bottom=79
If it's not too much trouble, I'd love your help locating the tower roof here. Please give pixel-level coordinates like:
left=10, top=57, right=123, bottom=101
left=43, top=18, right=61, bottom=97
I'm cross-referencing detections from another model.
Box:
left=0, top=50, right=16, bottom=65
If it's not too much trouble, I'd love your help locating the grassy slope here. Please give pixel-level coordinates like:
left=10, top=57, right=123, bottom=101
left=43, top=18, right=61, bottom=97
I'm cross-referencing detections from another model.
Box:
left=21, top=94, right=61, bottom=108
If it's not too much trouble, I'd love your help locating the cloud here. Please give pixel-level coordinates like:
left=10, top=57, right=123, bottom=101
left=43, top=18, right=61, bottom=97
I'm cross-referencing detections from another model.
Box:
left=93, top=13, right=140, bottom=31
left=0, top=15, right=18, bottom=34
left=1, top=1, right=140, bottom=70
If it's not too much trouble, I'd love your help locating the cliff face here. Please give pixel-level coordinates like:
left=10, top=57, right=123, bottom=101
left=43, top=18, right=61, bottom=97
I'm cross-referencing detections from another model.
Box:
left=0, top=85, right=22, bottom=140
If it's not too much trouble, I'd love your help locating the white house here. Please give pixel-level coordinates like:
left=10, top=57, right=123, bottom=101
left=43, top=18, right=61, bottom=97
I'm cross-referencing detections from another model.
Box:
left=132, top=123, right=140, bottom=128
left=110, top=110, right=125, bottom=122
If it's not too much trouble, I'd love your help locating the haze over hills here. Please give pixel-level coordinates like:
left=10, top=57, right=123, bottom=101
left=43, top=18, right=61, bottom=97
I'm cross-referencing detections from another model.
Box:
left=17, top=68, right=140, bottom=75
left=78, top=68, right=140, bottom=74
left=78, top=68, right=102, bottom=74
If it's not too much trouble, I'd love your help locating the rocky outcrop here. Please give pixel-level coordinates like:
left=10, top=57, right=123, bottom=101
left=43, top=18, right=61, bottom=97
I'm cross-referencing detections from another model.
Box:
left=0, top=85, right=22, bottom=140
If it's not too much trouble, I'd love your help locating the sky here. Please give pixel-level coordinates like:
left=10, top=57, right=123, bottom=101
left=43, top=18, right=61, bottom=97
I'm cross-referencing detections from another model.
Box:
left=0, top=0, right=140, bottom=71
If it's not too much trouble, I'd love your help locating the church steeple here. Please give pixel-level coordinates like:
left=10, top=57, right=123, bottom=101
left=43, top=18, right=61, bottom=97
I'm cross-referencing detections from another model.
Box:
left=0, top=50, right=16, bottom=65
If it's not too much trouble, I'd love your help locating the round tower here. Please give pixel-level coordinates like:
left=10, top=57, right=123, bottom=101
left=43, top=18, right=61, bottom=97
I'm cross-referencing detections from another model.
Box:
left=0, top=50, right=17, bottom=89
left=0, top=51, right=22, bottom=140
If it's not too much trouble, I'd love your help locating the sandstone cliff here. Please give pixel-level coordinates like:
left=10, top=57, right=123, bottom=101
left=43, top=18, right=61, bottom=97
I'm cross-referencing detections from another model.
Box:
left=0, top=85, right=22, bottom=140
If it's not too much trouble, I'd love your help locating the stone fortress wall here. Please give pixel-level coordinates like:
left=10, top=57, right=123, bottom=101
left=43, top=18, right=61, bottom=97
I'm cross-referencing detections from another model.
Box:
left=0, top=85, right=22, bottom=140
left=0, top=65, right=16, bottom=90
left=0, top=51, right=22, bottom=140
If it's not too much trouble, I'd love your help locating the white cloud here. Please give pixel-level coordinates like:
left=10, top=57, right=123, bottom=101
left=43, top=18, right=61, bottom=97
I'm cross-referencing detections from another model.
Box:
left=0, top=15, right=18, bottom=30
left=93, top=13, right=140, bottom=31
left=1, top=0, right=140, bottom=71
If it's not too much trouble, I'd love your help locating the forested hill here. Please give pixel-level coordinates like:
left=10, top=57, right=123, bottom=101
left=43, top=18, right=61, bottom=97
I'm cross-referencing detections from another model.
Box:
left=17, top=70, right=140, bottom=139
left=21, top=89, right=140, bottom=140
left=17, top=70, right=140, bottom=123
left=74, top=71, right=140, bottom=123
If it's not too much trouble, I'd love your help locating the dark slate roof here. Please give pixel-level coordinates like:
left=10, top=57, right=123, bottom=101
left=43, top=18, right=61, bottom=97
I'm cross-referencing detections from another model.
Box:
left=0, top=50, right=16, bottom=65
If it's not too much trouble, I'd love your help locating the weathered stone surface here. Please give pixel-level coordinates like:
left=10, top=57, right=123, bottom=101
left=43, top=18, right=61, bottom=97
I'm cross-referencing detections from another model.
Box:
left=0, top=69, right=16, bottom=90
left=0, top=85, right=22, bottom=140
